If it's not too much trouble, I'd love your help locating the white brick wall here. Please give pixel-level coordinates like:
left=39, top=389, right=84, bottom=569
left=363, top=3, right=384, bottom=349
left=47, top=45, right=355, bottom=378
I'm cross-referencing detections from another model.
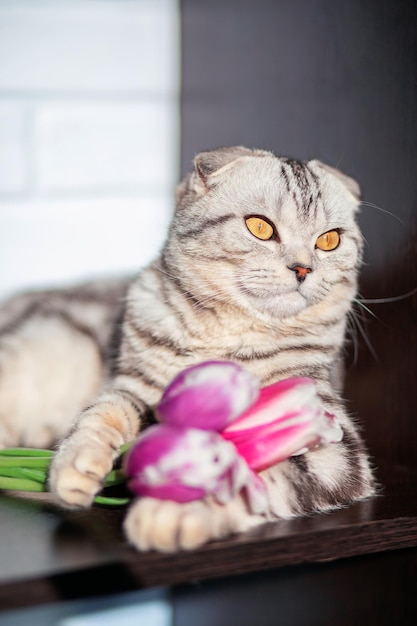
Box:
left=0, top=196, right=172, bottom=296
left=0, top=0, right=180, bottom=298
left=0, top=1, right=178, bottom=94
left=34, top=102, right=176, bottom=194
left=0, top=102, right=29, bottom=194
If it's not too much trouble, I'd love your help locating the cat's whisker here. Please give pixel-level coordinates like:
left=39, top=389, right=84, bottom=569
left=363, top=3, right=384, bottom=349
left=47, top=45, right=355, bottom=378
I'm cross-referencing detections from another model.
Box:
left=360, top=233, right=371, bottom=250
left=360, top=200, right=405, bottom=226
left=346, top=311, right=360, bottom=366
left=358, top=286, right=417, bottom=305
left=348, top=303, right=379, bottom=362
left=353, top=298, right=379, bottom=320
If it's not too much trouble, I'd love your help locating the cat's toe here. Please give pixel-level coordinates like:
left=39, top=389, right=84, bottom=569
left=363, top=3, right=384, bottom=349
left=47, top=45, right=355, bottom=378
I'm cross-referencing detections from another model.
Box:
left=124, top=498, right=212, bottom=552
left=49, top=442, right=113, bottom=508
left=49, top=466, right=99, bottom=508
left=178, top=502, right=212, bottom=550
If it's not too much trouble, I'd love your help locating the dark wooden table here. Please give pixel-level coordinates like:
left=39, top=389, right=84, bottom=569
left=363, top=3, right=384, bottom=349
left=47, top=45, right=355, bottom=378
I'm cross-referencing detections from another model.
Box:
left=1, top=462, right=417, bottom=624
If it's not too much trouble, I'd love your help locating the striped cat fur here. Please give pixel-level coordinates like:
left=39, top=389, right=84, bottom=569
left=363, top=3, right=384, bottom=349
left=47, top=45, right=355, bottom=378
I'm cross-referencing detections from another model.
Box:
left=0, top=146, right=374, bottom=552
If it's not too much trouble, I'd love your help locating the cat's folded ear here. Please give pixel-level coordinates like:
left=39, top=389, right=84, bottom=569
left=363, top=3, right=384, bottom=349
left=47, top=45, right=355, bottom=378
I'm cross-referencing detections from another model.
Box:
left=176, top=146, right=267, bottom=206
left=193, top=146, right=256, bottom=182
left=308, top=160, right=361, bottom=203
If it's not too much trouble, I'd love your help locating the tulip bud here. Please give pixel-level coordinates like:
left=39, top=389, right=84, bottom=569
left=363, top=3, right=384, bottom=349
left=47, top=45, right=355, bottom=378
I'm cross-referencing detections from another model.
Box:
left=156, top=360, right=260, bottom=431
left=123, top=423, right=268, bottom=513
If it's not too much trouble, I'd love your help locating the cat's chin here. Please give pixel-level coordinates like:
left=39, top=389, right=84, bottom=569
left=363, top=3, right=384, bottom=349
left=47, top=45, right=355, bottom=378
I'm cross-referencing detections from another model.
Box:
left=244, top=291, right=308, bottom=320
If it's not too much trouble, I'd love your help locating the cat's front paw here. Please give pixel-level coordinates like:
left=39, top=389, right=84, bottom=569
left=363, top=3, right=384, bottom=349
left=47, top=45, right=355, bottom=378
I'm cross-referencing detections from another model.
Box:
left=49, top=438, right=114, bottom=509
left=124, top=495, right=265, bottom=553
left=124, top=498, right=216, bottom=552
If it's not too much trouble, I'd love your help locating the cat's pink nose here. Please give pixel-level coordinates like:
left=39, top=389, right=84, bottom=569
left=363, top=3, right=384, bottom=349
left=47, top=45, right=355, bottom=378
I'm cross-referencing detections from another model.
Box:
left=289, top=263, right=312, bottom=283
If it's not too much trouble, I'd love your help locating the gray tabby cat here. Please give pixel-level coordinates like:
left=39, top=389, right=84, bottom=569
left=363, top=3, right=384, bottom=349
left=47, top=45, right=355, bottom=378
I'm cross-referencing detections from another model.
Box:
left=0, top=146, right=374, bottom=552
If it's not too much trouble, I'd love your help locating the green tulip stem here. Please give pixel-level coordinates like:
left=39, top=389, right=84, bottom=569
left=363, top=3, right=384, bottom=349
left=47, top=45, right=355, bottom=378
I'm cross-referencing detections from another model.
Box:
left=0, top=456, right=51, bottom=469
left=0, top=475, right=47, bottom=492
left=0, top=445, right=132, bottom=506
left=0, top=448, right=53, bottom=458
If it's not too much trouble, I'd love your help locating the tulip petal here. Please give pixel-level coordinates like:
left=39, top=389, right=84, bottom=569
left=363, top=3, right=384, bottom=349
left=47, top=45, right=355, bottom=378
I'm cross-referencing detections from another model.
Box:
left=224, top=377, right=317, bottom=432
left=222, top=377, right=343, bottom=471
left=156, top=361, right=260, bottom=431
left=124, top=423, right=262, bottom=506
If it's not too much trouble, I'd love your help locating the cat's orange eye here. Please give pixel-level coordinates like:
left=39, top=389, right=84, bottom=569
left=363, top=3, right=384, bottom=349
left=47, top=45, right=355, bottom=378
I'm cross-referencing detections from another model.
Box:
left=315, top=230, right=340, bottom=251
left=245, top=216, right=274, bottom=241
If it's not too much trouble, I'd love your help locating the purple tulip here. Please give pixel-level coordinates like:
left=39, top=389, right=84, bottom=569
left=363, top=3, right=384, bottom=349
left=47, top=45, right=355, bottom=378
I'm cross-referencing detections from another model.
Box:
left=156, top=361, right=260, bottom=431
left=123, top=423, right=268, bottom=513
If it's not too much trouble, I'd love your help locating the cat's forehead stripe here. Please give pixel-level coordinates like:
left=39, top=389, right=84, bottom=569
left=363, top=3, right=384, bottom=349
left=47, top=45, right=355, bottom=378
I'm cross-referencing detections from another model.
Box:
left=279, top=158, right=321, bottom=220
left=177, top=214, right=236, bottom=240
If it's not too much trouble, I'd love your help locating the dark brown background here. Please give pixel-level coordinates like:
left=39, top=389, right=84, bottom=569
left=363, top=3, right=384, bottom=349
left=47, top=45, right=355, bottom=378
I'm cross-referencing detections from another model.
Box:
left=180, top=0, right=417, bottom=471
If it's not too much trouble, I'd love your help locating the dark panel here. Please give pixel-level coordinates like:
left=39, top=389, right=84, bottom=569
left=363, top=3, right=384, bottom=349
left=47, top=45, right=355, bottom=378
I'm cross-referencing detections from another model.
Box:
left=174, top=548, right=417, bottom=626
left=180, top=0, right=417, bottom=467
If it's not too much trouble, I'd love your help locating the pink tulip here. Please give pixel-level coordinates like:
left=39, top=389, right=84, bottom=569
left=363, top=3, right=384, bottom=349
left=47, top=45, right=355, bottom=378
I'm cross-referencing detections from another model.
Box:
left=156, top=360, right=259, bottom=431
left=124, top=363, right=343, bottom=509
left=123, top=423, right=268, bottom=513
left=222, top=377, right=343, bottom=472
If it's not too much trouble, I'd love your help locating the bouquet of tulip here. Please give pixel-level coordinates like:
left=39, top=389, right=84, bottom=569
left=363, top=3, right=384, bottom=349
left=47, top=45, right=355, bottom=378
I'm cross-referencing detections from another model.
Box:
left=0, top=361, right=343, bottom=510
